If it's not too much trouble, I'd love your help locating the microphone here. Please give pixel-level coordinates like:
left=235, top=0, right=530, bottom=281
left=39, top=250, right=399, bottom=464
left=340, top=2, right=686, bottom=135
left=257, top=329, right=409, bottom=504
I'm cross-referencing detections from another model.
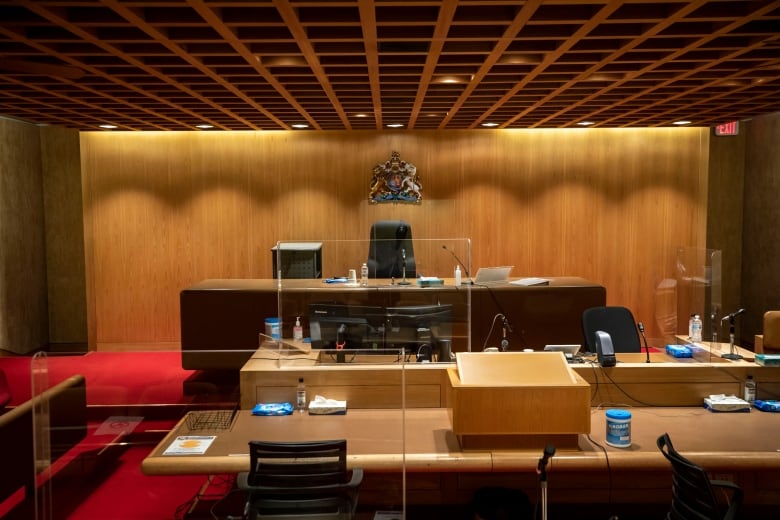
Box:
left=637, top=321, right=650, bottom=363
left=722, top=308, right=746, bottom=322
left=336, top=323, right=347, bottom=350
left=441, top=245, right=473, bottom=284
left=501, top=314, right=514, bottom=334
left=537, top=444, right=555, bottom=474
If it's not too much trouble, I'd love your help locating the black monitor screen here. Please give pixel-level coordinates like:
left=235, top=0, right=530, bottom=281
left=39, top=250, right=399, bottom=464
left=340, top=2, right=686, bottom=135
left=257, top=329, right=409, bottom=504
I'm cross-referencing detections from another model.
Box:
left=384, top=303, right=453, bottom=349
left=308, top=303, right=386, bottom=350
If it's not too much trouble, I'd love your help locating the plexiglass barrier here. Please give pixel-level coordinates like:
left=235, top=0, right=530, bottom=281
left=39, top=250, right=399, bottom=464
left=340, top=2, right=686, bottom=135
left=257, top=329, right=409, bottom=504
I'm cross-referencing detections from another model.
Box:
left=675, top=247, right=723, bottom=343
left=274, top=238, right=473, bottom=359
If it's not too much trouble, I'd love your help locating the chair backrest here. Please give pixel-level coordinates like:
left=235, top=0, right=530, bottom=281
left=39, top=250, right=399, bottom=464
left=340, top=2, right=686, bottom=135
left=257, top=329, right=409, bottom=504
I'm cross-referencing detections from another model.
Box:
left=581, top=306, right=641, bottom=353
left=762, top=310, right=780, bottom=352
left=242, top=439, right=362, bottom=519
left=247, top=439, right=349, bottom=489
left=367, top=220, right=416, bottom=278
left=657, top=433, right=740, bottom=520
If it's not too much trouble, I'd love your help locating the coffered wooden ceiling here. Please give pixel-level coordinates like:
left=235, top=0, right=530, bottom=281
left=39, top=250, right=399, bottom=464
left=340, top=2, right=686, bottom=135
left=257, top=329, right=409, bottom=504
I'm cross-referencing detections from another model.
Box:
left=1, top=0, right=778, bottom=131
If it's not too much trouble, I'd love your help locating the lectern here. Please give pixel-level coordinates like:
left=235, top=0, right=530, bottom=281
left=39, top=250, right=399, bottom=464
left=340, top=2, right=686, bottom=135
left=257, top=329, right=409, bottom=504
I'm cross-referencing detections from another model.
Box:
left=447, top=352, right=591, bottom=450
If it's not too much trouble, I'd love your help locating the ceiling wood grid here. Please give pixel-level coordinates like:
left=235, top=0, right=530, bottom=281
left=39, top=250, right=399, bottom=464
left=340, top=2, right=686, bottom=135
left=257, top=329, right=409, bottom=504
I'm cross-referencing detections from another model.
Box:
left=1, top=0, right=778, bottom=131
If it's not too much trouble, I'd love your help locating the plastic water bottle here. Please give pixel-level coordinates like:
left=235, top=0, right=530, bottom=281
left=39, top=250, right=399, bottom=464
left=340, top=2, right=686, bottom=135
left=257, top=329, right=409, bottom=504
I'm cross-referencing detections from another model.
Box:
left=360, top=262, right=369, bottom=286
left=744, top=375, right=756, bottom=404
left=296, top=377, right=307, bottom=412
left=454, top=265, right=462, bottom=286
left=691, top=314, right=702, bottom=342
left=688, top=314, right=695, bottom=340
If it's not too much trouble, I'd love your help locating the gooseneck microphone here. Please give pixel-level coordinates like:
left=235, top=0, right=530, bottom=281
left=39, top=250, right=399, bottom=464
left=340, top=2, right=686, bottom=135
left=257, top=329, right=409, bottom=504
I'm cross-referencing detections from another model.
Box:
left=537, top=444, right=556, bottom=474
left=441, top=245, right=473, bottom=284
left=723, top=308, right=746, bottom=322
left=637, top=321, right=650, bottom=363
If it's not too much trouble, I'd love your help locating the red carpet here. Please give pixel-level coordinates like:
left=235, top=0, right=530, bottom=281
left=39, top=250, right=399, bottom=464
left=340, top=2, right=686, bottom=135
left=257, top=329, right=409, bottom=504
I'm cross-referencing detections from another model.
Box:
left=0, top=351, right=195, bottom=406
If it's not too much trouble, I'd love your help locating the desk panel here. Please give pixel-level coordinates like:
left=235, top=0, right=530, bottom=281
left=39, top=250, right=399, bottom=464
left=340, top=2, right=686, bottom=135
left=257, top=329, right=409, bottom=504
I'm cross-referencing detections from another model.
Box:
left=180, top=277, right=606, bottom=369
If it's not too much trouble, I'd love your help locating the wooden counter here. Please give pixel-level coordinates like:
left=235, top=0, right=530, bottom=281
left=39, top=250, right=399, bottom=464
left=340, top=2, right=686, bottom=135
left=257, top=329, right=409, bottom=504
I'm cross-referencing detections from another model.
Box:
left=180, top=277, right=606, bottom=369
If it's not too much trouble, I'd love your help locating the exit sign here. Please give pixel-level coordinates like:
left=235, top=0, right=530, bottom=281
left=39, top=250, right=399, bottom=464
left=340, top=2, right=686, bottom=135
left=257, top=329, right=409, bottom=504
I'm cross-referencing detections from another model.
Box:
left=714, top=121, right=739, bottom=136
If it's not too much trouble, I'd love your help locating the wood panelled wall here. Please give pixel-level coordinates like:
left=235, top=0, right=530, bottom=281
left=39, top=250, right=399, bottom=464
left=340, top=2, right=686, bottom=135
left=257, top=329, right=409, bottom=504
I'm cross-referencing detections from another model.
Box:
left=0, top=119, right=48, bottom=354
left=80, top=128, right=709, bottom=348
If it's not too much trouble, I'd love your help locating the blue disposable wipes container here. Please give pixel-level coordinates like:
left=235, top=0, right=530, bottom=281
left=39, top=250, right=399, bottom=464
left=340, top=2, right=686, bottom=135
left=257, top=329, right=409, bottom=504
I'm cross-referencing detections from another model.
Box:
left=265, top=317, right=281, bottom=339
left=605, top=409, right=632, bottom=448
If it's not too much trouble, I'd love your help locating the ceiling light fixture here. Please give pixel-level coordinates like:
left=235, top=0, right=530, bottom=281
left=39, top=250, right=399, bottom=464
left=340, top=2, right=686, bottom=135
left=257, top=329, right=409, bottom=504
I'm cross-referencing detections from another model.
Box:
left=291, top=124, right=309, bottom=129
left=673, top=120, right=692, bottom=125
left=98, top=124, right=117, bottom=129
left=195, top=124, right=213, bottom=129
left=481, top=122, right=499, bottom=127
left=386, top=123, right=404, bottom=128
left=577, top=121, right=595, bottom=126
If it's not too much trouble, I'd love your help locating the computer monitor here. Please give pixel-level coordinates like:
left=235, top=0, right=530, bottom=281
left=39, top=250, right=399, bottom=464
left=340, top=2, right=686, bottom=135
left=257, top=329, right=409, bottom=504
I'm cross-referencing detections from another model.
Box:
left=308, top=303, right=386, bottom=351
left=384, top=304, right=453, bottom=355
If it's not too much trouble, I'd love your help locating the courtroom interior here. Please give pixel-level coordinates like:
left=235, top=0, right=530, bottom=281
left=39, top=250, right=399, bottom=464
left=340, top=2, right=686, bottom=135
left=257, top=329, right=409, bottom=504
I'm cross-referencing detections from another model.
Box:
left=1, top=1, right=780, bottom=519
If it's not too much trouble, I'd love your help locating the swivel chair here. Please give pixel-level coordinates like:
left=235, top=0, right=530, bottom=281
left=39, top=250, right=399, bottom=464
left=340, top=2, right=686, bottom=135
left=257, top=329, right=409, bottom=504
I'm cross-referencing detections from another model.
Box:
left=236, top=439, right=363, bottom=520
left=367, top=220, right=415, bottom=279
left=581, top=306, right=642, bottom=353
left=657, top=432, right=742, bottom=520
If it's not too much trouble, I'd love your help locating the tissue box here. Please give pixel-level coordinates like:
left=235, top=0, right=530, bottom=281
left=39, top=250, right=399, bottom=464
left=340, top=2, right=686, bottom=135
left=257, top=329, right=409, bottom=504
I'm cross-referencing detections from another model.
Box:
left=666, top=344, right=693, bottom=358
left=308, top=396, right=347, bottom=415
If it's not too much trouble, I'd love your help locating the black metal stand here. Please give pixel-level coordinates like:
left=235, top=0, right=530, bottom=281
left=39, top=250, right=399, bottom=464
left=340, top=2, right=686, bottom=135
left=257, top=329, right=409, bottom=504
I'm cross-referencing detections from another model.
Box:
left=537, top=445, right=555, bottom=520
left=721, top=317, right=743, bottom=360
left=398, top=249, right=411, bottom=285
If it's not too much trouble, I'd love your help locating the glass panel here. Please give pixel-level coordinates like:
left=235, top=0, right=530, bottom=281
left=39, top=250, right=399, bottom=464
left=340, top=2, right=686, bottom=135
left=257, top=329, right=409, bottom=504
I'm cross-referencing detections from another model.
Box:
left=31, top=353, right=51, bottom=520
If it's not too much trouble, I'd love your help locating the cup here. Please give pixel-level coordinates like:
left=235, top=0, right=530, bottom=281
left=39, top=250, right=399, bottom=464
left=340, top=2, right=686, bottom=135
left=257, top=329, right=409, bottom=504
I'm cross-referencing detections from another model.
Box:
left=348, top=269, right=357, bottom=283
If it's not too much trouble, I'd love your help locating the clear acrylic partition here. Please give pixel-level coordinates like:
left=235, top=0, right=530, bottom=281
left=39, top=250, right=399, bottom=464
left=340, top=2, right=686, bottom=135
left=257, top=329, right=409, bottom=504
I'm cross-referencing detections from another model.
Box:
left=272, top=238, right=472, bottom=516
left=675, top=247, right=723, bottom=349
left=14, top=346, right=244, bottom=520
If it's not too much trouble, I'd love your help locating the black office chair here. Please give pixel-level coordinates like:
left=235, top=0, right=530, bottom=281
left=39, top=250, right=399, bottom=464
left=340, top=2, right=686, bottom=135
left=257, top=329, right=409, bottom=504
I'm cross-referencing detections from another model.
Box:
left=367, top=220, right=415, bottom=278
left=581, top=306, right=642, bottom=353
left=657, top=433, right=743, bottom=520
left=236, top=439, right=363, bottom=520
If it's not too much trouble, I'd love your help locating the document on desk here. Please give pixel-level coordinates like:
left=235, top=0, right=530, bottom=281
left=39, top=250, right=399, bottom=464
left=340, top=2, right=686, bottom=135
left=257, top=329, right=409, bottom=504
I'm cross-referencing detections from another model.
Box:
left=510, top=277, right=550, bottom=286
left=163, top=435, right=217, bottom=455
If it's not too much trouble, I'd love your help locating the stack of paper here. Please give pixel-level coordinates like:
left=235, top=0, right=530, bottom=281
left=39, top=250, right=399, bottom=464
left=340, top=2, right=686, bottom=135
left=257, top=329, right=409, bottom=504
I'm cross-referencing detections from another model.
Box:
left=704, top=394, right=750, bottom=412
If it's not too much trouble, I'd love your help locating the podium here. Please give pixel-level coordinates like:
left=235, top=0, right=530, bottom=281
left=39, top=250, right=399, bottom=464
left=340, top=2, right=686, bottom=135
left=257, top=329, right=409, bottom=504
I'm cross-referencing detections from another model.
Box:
left=447, top=352, right=590, bottom=449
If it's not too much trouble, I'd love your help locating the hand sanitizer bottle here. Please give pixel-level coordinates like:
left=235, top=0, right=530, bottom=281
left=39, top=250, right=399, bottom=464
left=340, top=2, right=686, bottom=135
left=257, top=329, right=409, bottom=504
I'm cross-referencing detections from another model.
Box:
left=293, top=316, right=303, bottom=341
left=360, top=262, right=369, bottom=286
left=454, top=265, right=462, bottom=287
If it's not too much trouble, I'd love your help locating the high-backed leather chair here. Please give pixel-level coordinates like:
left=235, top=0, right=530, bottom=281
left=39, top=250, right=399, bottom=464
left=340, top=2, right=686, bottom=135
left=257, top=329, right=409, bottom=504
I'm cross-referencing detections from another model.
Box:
left=366, top=220, right=415, bottom=279
left=581, top=306, right=642, bottom=353
left=755, top=310, right=780, bottom=354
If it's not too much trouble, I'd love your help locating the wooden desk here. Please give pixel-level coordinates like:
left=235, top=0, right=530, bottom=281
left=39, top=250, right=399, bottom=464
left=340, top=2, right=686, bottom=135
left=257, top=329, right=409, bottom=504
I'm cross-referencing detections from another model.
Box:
left=180, top=277, right=605, bottom=369
left=142, top=407, right=780, bottom=507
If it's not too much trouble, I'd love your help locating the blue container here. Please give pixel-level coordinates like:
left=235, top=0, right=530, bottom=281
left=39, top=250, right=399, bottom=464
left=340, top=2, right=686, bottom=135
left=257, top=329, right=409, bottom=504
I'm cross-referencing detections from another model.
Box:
left=605, top=409, right=632, bottom=448
left=265, top=317, right=281, bottom=339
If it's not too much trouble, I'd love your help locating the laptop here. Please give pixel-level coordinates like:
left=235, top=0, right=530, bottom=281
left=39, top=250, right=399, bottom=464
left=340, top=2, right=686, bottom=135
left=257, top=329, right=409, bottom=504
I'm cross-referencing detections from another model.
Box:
left=543, top=344, right=582, bottom=360
left=473, top=266, right=514, bottom=284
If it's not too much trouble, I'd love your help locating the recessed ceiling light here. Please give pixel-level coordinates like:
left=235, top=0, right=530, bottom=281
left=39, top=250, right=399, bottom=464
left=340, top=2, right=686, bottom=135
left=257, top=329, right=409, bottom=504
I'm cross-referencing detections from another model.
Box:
left=498, top=54, right=541, bottom=65
left=673, top=120, right=692, bottom=125
left=433, top=75, right=470, bottom=84
left=196, top=124, right=213, bottom=129
left=583, top=72, right=624, bottom=82
left=481, top=122, right=499, bottom=127
left=577, top=121, right=595, bottom=126
left=257, top=55, right=307, bottom=67
left=98, top=124, right=117, bottom=129
left=291, top=124, right=309, bottom=129
left=353, top=113, right=370, bottom=118
left=386, top=123, right=404, bottom=128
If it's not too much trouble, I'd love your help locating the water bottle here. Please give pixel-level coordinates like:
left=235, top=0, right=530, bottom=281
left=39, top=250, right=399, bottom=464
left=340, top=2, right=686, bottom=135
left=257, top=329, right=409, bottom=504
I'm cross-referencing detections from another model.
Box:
left=296, top=377, right=307, bottom=412
left=360, top=262, right=369, bottom=287
left=688, top=314, right=695, bottom=340
left=691, top=314, right=702, bottom=342
left=744, top=375, right=756, bottom=404
left=454, top=265, right=462, bottom=287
